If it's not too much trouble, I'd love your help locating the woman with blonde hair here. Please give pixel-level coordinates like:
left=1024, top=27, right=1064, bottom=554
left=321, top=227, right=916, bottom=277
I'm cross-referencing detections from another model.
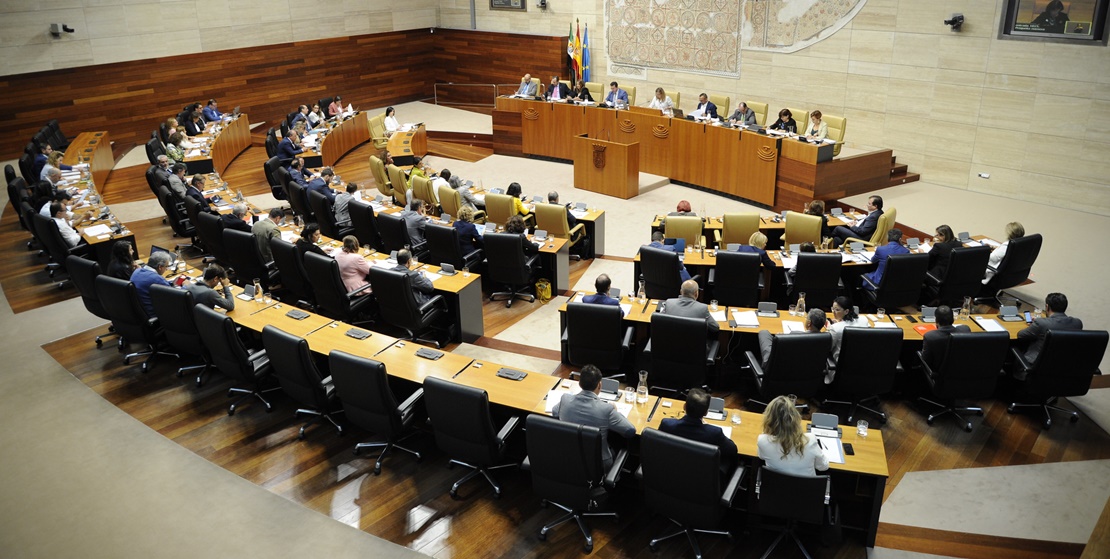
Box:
left=983, top=221, right=1025, bottom=284
left=757, top=395, right=829, bottom=476
left=735, top=230, right=775, bottom=269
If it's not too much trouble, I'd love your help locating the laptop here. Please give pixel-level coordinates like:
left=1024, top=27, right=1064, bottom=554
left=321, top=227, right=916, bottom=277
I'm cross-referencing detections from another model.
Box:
left=670, top=108, right=684, bottom=118
left=609, top=288, right=621, bottom=299
left=921, top=306, right=937, bottom=323
left=998, top=305, right=1024, bottom=322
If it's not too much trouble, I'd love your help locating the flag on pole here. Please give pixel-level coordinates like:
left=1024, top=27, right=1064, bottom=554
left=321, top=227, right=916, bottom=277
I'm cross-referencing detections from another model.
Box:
left=574, top=20, right=583, bottom=82
left=582, top=24, right=591, bottom=82
left=567, top=24, right=578, bottom=80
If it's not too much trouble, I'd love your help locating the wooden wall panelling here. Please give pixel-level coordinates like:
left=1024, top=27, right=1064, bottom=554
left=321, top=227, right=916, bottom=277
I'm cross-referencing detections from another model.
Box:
left=492, top=110, right=523, bottom=156
left=812, top=150, right=895, bottom=200
left=432, top=29, right=568, bottom=95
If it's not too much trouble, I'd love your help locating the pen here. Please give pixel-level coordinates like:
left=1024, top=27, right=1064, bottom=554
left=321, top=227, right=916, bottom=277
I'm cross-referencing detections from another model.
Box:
left=641, top=298, right=651, bottom=314
left=817, top=439, right=825, bottom=450
left=646, top=398, right=662, bottom=422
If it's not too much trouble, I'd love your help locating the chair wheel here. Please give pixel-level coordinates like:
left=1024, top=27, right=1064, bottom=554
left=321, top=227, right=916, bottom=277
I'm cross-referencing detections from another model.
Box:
left=96, top=339, right=103, bottom=348
left=975, top=409, right=984, bottom=416
left=373, top=464, right=382, bottom=476
left=494, top=489, right=502, bottom=499
left=123, top=356, right=131, bottom=365
left=926, top=417, right=934, bottom=425
left=449, top=489, right=459, bottom=499
left=140, top=362, right=149, bottom=373
left=963, top=423, right=972, bottom=432
left=264, top=404, right=273, bottom=412
left=1070, top=415, right=1079, bottom=423
left=583, top=542, right=593, bottom=553
left=537, top=532, right=546, bottom=541
left=228, top=406, right=236, bottom=416
left=649, top=542, right=659, bottom=551
left=1045, top=419, right=1053, bottom=429
left=540, top=500, right=548, bottom=508
left=353, top=448, right=361, bottom=456
left=1007, top=404, right=1016, bottom=413
left=195, top=377, right=204, bottom=388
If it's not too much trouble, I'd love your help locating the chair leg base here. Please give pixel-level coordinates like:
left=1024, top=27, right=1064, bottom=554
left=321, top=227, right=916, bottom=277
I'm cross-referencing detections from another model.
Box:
left=295, top=408, right=344, bottom=439
left=823, top=396, right=887, bottom=424
left=919, top=397, right=981, bottom=432
left=226, top=386, right=281, bottom=415
left=648, top=518, right=732, bottom=559
left=447, top=460, right=518, bottom=499
left=758, top=520, right=813, bottom=559
left=489, top=287, right=535, bottom=308
left=1008, top=401, right=1079, bottom=429
left=538, top=501, right=618, bottom=552
left=354, top=434, right=422, bottom=475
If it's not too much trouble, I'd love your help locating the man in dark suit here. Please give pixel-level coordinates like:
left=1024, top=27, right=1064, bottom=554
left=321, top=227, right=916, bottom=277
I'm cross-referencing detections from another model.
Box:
left=582, top=274, right=621, bottom=311
left=552, top=365, right=636, bottom=469
left=184, top=174, right=212, bottom=211
left=662, top=279, right=719, bottom=336
left=277, top=133, right=304, bottom=161
left=289, top=157, right=312, bottom=186
left=218, top=204, right=252, bottom=233
left=757, top=308, right=826, bottom=368
left=1016, top=293, right=1083, bottom=375
left=185, top=264, right=235, bottom=310
left=692, top=93, right=718, bottom=120
left=391, top=249, right=436, bottom=305
left=920, top=305, right=971, bottom=372
left=545, top=76, right=571, bottom=101
left=304, top=167, right=336, bottom=205
left=862, top=228, right=910, bottom=289
left=659, top=388, right=737, bottom=474
left=643, top=230, right=691, bottom=281
left=832, top=195, right=884, bottom=246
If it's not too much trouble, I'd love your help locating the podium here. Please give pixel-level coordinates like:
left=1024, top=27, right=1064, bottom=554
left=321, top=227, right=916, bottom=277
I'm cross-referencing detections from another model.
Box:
left=573, top=133, right=639, bottom=199
left=387, top=124, right=428, bottom=167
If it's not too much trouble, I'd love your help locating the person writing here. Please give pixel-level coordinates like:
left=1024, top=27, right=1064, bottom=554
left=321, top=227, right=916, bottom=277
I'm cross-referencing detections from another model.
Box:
left=660, top=388, right=738, bottom=475
left=551, top=365, right=636, bottom=469
left=690, top=93, right=718, bottom=120
left=514, top=74, right=538, bottom=97
left=768, top=108, right=797, bottom=133
left=757, top=395, right=829, bottom=476
left=805, top=110, right=828, bottom=141
left=570, top=79, right=593, bottom=102
left=647, top=87, right=674, bottom=112
left=729, top=101, right=757, bottom=126
left=335, top=236, right=372, bottom=294
left=604, top=81, right=629, bottom=108
left=505, top=182, right=533, bottom=226
left=546, top=76, right=570, bottom=101
left=185, top=265, right=236, bottom=310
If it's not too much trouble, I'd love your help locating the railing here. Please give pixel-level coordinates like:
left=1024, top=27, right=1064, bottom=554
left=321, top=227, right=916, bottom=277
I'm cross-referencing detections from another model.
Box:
left=433, top=83, right=520, bottom=108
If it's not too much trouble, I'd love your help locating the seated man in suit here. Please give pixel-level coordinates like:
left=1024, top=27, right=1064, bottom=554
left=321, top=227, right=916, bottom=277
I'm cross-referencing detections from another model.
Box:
left=49, top=201, right=92, bottom=249
left=202, top=99, right=224, bottom=122
left=690, top=93, right=718, bottom=120
left=391, top=249, right=435, bottom=305
left=400, top=198, right=428, bottom=245
left=130, top=251, right=174, bottom=318
left=662, top=279, right=719, bottom=336
left=1015, top=292, right=1083, bottom=378
left=832, top=195, right=884, bottom=247
left=582, top=274, right=621, bottom=312
left=862, top=228, right=909, bottom=290
left=167, top=162, right=189, bottom=200
left=757, top=309, right=826, bottom=368
left=920, top=305, right=970, bottom=372
left=729, top=101, right=757, bottom=126
left=546, top=190, right=577, bottom=228
left=515, top=73, right=537, bottom=97
left=151, top=155, right=172, bottom=186
left=333, top=182, right=358, bottom=227
left=289, top=104, right=310, bottom=128
left=252, top=208, right=283, bottom=263
left=277, top=132, right=304, bottom=161
left=545, top=76, right=571, bottom=101
left=184, top=174, right=213, bottom=211
left=218, top=204, right=252, bottom=233
left=304, top=167, right=337, bottom=205
left=289, top=157, right=313, bottom=186
left=604, top=81, right=629, bottom=107
left=185, top=264, right=235, bottom=310
left=552, top=364, right=636, bottom=469
left=659, top=388, right=738, bottom=475
left=643, top=230, right=692, bottom=282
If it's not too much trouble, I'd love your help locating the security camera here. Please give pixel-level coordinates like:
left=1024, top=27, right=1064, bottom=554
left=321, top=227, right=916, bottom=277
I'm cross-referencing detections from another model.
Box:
left=944, top=14, right=964, bottom=31
left=538, top=0, right=547, bottom=9
left=63, top=25, right=75, bottom=33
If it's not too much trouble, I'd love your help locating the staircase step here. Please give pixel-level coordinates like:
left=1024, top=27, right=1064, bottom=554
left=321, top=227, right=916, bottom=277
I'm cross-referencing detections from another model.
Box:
left=889, top=172, right=920, bottom=187
left=891, top=163, right=908, bottom=175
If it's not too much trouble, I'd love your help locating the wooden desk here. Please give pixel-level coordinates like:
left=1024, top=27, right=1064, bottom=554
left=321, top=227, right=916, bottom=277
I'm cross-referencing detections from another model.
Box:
left=575, top=208, right=606, bottom=257
left=231, top=303, right=334, bottom=338
left=454, top=361, right=561, bottom=411
left=321, top=111, right=371, bottom=167
left=304, top=322, right=399, bottom=358
left=372, top=341, right=472, bottom=384
left=61, top=131, right=114, bottom=189
left=387, top=124, right=428, bottom=167
left=184, top=116, right=251, bottom=175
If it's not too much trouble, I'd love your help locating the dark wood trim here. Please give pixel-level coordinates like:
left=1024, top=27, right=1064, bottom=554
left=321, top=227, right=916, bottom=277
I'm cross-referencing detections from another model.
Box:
left=877, top=523, right=1085, bottom=559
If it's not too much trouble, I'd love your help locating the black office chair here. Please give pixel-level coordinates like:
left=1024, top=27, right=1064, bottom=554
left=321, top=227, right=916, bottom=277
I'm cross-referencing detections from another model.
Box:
left=744, top=332, right=832, bottom=413
left=18, top=152, right=36, bottom=183
left=423, top=376, right=521, bottom=498
left=785, top=252, right=843, bottom=310
left=4, top=163, right=17, bottom=187
left=31, top=212, right=77, bottom=285
left=367, top=266, right=448, bottom=347
left=22, top=200, right=45, bottom=253
left=195, top=211, right=228, bottom=265
left=640, top=428, right=745, bottom=558
left=328, top=351, right=424, bottom=475
left=159, top=121, right=171, bottom=145
left=46, top=119, right=71, bottom=149
left=8, top=178, right=31, bottom=234
left=148, top=284, right=210, bottom=384
left=285, top=181, right=314, bottom=224
left=272, top=165, right=291, bottom=201
left=269, top=238, right=315, bottom=308
left=348, top=199, right=385, bottom=252
left=145, top=164, right=169, bottom=194
left=979, top=234, right=1043, bottom=305
left=264, top=127, right=280, bottom=158
left=754, top=465, right=831, bottom=559
left=263, top=156, right=283, bottom=189
left=924, top=245, right=990, bottom=307
left=145, top=136, right=165, bottom=166
left=917, top=332, right=1010, bottom=431
left=193, top=305, right=279, bottom=415
left=223, top=229, right=278, bottom=290
left=261, top=325, right=343, bottom=439
left=279, top=119, right=290, bottom=140
left=302, top=251, right=374, bottom=323
left=643, top=313, right=719, bottom=394
left=861, top=252, right=929, bottom=311
left=708, top=250, right=763, bottom=308
left=484, top=232, right=538, bottom=307
left=319, top=97, right=333, bottom=116
left=425, top=222, right=482, bottom=271
left=824, top=328, right=903, bottom=423
left=640, top=246, right=692, bottom=301
left=525, top=415, right=626, bottom=553
left=66, top=255, right=118, bottom=348
left=1008, top=330, right=1108, bottom=429
left=307, top=190, right=354, bottom=240
left=157, top=187, right=197, bottom=253
left=377, top=212, right=428, bottom=258
left=562, top=303, right=634, bottom=375
left=94, top=276, right=177, bottom=372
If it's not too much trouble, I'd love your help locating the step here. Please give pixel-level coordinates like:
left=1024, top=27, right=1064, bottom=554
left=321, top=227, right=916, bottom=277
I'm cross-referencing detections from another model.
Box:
left=888, top=172, right=920, bottom=187
left=890, top=163, right=908, bottom=175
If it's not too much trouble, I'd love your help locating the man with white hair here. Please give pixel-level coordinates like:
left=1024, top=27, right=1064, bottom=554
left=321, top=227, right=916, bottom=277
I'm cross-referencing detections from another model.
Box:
left=131, top=251, right=174, bottom=318
left=218, top=203, right=252, bottom=233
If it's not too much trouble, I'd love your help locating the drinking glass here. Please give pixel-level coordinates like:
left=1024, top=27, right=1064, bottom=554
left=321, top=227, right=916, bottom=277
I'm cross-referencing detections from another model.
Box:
left=876, top=308, right=886, bottom=320
left=710, top=300, right=718, bottom=311
left=263, top=292, right=273, bottom=304
left=730, top=413, right=742, bottom=425
left=857, top=420, right=869, bottom=438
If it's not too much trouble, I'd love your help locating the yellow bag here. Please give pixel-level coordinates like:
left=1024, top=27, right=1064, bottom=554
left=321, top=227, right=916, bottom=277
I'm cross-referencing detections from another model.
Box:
left=535, top=278, right=552, bottom=303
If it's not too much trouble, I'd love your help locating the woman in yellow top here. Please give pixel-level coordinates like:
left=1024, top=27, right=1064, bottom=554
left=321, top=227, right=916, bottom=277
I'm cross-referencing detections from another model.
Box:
left=506, top=182, right=534, bottom=226
left=806, top=110, right=829, bottom=141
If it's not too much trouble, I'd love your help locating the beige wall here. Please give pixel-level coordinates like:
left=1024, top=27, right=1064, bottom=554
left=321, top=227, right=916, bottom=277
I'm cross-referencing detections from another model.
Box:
left=0, top=0, right=436, bottom=76
left=439, top=0, right=1110, bottom=216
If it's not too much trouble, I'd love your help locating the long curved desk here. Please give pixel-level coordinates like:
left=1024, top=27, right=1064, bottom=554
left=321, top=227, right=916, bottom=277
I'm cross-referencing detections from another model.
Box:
left=184, top=115, right=251, bottom=175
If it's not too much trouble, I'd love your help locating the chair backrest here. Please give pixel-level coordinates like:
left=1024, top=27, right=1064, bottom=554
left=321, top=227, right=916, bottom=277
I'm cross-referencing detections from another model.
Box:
left=792, top=253, right=842, bottom=309
left=302, top=251, right=355, bottom=320
left=261, top=325, right=331, bottom=410
left=183, top=196, right=204, bottom=229
left=385, top=165, right=409, bottom=205
left=67, top=255, right=109, bottom=321
left=328, top=351, right=404, bottom=438
left=223, top=229, right=272, bottom=290
left=369, top=114, right=389, bottom=149
left=483, top=232, right=533, bottom=286
left=640, top=246, right=684, bottom=301
left=307, top=190, right=342, bottom=240
left=744, top=101, right=769, bottom=125
left=670, top=91, right=682, bottom=109
left=145, top=165, right=167, bottom=193
left=709, top=93, right=730, bottom=117
left=930, top=332, right=1010, bottom=400
left=625, top=85, right=637, bottom=106
left=534, top=203, right=571, bottom=238
left=756, top=466, right=829, bottom=525
left=762, top=332, right=833, bottom=399
left=423, top=376, right=501, bottom=467
left=265, top=128, right=279, bottom=158
left=195, top=211, right=228, bottom=264
left=824, top=114, right=846, bottom=156
left=483, top=193, right=515, bottom=228
left=411, top=175, right=437, bottom=210
left=871, top=252, right=930, bottom=309
left=986, top=234, right=1043, bottom=292
left=640, top=428, right=725, bottom=528
left=193, top=304, right=258, bottom=384
left=319, top=97, right=333, bottom=115
left=376, top=212, right=412, bottom=253
left=21, top=201, right=40, bottom=241
left=425, top=222, right=466, bottom=269
left=934, top=246, right=991, bottom=306
left=272, top=166, right=290, bottom=201
left=865, top=207, right=898, bottom=246
left=18, top=153, right=36, bottom=183
left=721, top=213, right=760, bottom=247
left=269, top=238, right=314, bottom=303
left=145, top=137, right=165, bottom=165
left=784, top=211, right=822, bottom=245
left=94, top=275, right=155, bottom=345
left=438, top=184, right=462, bottom=218
left=649, top=313, right=713, bottom=390
left=565, top=302, right=627, bottom=371
left=1024, top=330, right=1108, bottom=398
left=32, top=212, right=71, bottom=265
left=786, top=107, right=809, bottom=131
left=367, top=266, right=431, bottom=332
left=585, top=81, right=603, bottom=101
left=263, top=156, right=282, bottom=188
left=47, top=119, right=67, bottom=149
left=833, top=327, right=902, bottom=396
left=148, top=283, right=202, bottom=358
left=712, top=250, right=762, bottom=308
left=369, top=155, right=392, bottom=197
left=5, top=163, right=17, bottom=187
left=159, top=188, right=194, bottom=238
left=285, top=181, right=314, bottom=223
left=526, top=414, right=605, bottom=510
left=664, top=215, right=703, bottom=246
left=348, top=199, right=384, bottom=251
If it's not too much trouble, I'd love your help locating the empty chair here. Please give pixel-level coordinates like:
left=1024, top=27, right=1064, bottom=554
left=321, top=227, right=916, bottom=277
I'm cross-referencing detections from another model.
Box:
left=145, top=164, right=169, bottom=194
left=753, top=466, right=831, bottom=558
left=917, top=332, right=1010, bottom=432
left=664, top=215, right=706, bottom=247
left=329, top=351, right=423, bottom=474
left=425, top=222, right=482, bottom=271
left=744, top=332, right=832, bottom=412
left=1008, top=330, right=1108, bottom=429
left=823, top=328, right=903, bottom=423
left=716, top=212, right=760, bottom=247
left=785, top=252, right=842, bottom=310
left=263, top=156, right=282, bottom=189
left=369, top=155, right=393, bottom=201
left=640, top=428, right=744, bottom=558
left=640, top=246, right=695, bottom=301
left=708, top=250, right=762, bottom=308
left=94, top=275, right=177, bottom=372
left=824, top=114, right=847, bottom=156
left=285, top=181, right=314, bottom=223
left=264, top=127, right=280, bottom=159
left=157, top=187, right=197, bottom=252
left=562, top=303, right=634, bottom=374
left=145, top=136, right=165, bottom=166
left=194, top=304, right=278, bottom=415
left=385, top=164, right=409, bottom=205
left=223, top=229, right=278, bottom=290
left=482, top=192, right=515, bottom=228
left=526, top=414, right=625, bottom=553
left=261, top=325, right=342, bottom=438
left=272, top=166, right=291, bottom=201
left=31, top=212, right=78, bottom=283
left=368, top=113, right=390, bottom=149
left=423, top=376, right=521, bottom=498
left=348, top=199, right=384, bottom=252
left=376, top=211, right=428, bottom=259
left=484, top=232, right=538, bottom=307
left=925, top=245, right=990, bottom=307
left=302, top=252, right=374, bottom=323
left=783, top=211, right=822, bottom=246
left=65, top=255, right=118, bottom=348
left=861, top=252, right=930, bottom=311
left=981, top=233, right=1043, bottom=302
left=643, top=314, right=720, bottom=393
left=307, top=189, right=354, bottom=240
left=46, top=119, right=70, bottom=149
left=148, top=284, right=209, bottom=385
left=269, top=238, right=315, bottom=307
left=786, top=107, right=810, bottom=131
left=194, top=211, right=228, bottom=264
left=708, top=93, right=730, bottom=117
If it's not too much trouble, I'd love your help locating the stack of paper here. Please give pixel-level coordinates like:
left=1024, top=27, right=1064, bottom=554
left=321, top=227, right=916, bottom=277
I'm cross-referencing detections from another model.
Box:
left=815, top=436, right=845, bottom=464
left=710, top=310, right=728, bottom=322
left=974, top=317, right=1006, bottom=332
left=186, top=149, right=202, bottom=158
left=782, top=321, right=805, bottom=333
left=780, top=256, right=797, bottom=269
left=733, top=310, right=760, bottom=327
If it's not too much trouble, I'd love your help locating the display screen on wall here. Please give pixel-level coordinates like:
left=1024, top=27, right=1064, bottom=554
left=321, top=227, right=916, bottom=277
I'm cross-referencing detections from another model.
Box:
left=490, top=0, right=526, bottom=11
left=1001, top=0, right=1109, bottom=43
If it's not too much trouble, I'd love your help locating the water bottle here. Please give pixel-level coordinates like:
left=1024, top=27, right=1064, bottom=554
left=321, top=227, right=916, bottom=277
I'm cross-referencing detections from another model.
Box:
left=637, top=280, right=646, bottom=303
left=253, top=278, right=263, bottom=302
left=796, top=292, right=806, bottom=316
left=636, top=370, right=649, bottom=404
left=175, top=247, right=184, bottom=271
left=960, top=296, right=972, bottom=321
left=236, top=189, right=243, bottom=202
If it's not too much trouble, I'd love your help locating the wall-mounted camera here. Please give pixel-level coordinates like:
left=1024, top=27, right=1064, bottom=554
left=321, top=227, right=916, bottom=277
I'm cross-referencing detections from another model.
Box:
left=538, top=0, right=547, bottom=10
left=944, top=14, right=964, bottom=31
left=50, top=23, right=75, bottom=38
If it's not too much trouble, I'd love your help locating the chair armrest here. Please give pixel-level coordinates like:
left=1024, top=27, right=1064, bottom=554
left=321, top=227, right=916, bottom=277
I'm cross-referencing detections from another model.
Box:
left=346, top=283, right=374, bottom=299
left=634, top=465, right=643, bottom=481
left=561, top=328, right=568, bottom=343
left=861, top=275, right=878, bottom=290
left=569, top=223, right=585, bottom=238
left=745, top=350, right=764, bottom=378
left=925, top=271, right=941, bottom=286
left=247, top=349, right=268, bottom=362
left=895, top=360, right=904, bottom=373
left=689, top=273, right=702, bottom=284
left=520, top=456, right=531, bottom=471
left=986, top=263, right=998, bottom=273
left=524, top=254, right=540, bottom=268
left=707, top=268, right=716, bottom=286
left=706, top=339, right=721, bottom=363
left=397, top=387, right=424, bottom=419
left=827, top=356, right=837, bottom=370
left=713, top=230, right=721, bottom=245
left=643, top=338, right=653, bottom=356
left=1010, top=347, right=1033, bottom=371
left=604, top=449, right=628, bottom=489
left=721, top=464, right=747, bottom=507
left=844, top=236, right=876, bottom=247
left=496, top=415, right=521, bottom=446
left=411, top=239, right=428, bottom=253
left=915, top=350, right=937, bottom=379
left=417, top=294, right=446, bottom=314
left=462, top=248, right=483, bottom=262
left=622, top=326, right=635, bottom=352
left=784, top=273, right=794, bottom=287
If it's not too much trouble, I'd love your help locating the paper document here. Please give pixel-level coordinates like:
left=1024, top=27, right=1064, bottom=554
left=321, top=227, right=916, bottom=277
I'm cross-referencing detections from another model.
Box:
left=733, top=310, right=761, bottom=327
left=872, top=321, right=899, bottom=329
left=82, top=224, right=112, bottom=236
left=811, top=427, right=839, bottom=439
left=710, top=310, right=727, bottom=322
left=861, top=251, right=876, bottom=260
left=782, top=320, right=805, bottom=333
left=570, top=209, right=588, bottom=218
left=918, top=242, right=933, bottom=253
left=974, top=317, right=1006, bottom=332
left=619, top=303, right=632, bottom=315
left=280, top=231, right=299, bottom=243
left=981, top=238, right=1001, bottom=248
left=186, top=149, right=202, bottom=157
left=816, top=436, right=845, bottom=464
left=719, top=427, right=732, bottom=439
left=613, top=402, right=633, bottom=417
left=544, top=390, right=568, bottom=413
left=424, top=271, right=443, bottom=282
left=780, top=256, right=797, bottom=269
left=964, top=241, right=983, bottom=247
